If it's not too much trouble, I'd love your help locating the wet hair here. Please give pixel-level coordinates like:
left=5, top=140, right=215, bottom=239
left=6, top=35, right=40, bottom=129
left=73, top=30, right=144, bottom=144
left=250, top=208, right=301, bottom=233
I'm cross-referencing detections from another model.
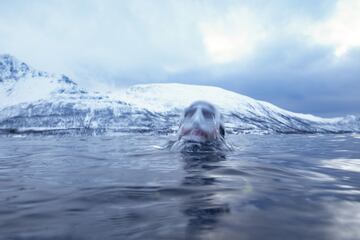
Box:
left=187, top=101, right=216, bottom=112
left=219, top=124, right=225, bottom=138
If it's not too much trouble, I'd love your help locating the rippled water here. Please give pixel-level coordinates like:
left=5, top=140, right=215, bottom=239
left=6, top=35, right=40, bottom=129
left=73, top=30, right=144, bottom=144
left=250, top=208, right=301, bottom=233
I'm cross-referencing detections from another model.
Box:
left=1, top=134, right=360, bottom=240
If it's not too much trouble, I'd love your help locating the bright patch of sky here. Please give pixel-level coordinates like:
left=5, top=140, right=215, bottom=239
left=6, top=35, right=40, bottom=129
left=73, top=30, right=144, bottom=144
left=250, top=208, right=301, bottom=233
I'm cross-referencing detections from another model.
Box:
left=309, top=0, right=360, bottom=57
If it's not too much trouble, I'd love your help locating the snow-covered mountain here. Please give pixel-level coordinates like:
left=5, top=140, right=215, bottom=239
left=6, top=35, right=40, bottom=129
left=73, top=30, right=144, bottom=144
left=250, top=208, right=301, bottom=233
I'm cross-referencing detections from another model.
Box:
left=0, top=54, right=172, bottom=135
left=0, top=54, right=359, bottom=135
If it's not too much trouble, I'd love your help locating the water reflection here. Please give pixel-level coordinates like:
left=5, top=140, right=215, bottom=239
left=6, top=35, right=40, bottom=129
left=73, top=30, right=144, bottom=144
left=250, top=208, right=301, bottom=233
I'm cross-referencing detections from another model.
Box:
left=1, top=134, right=360, bottom=239
left=321, top=158, right=360, bottom=173
left=180, top=151, right=230, bottom=237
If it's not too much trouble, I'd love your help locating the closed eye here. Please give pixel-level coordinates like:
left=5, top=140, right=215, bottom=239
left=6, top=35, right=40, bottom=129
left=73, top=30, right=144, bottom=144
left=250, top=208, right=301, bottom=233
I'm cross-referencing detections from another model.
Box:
left=184, top=108, right=196, bottom=118
left=202, top=109, right=215, bottom=119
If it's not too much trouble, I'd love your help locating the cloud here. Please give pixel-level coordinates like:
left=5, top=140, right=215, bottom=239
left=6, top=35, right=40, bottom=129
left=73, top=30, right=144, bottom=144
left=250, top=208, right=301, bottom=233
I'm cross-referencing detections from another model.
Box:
left=308, top=0, right=360, bottom=57
left=199, top=6, right=268, bottom=64
left=0, top=1, right=208, bottom=82
left=0, top=0, right=337, bottom=79
left=0, top=0, right=359, bottom=116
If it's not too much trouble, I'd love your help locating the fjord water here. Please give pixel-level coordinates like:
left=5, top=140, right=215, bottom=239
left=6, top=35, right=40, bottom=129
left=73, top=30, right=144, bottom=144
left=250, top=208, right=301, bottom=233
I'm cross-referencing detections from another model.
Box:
left=0, top=134, right=360, bottom=240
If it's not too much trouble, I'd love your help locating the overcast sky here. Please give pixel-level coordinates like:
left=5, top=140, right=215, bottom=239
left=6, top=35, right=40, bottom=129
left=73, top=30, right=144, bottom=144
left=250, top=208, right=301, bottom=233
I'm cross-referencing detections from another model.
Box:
left=0, top=0, right=359, bottom=117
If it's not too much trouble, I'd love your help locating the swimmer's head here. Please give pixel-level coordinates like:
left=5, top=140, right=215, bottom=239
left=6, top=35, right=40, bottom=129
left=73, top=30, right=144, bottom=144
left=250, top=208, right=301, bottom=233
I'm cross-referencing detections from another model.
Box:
left=178, top=101, right=225, bottom=143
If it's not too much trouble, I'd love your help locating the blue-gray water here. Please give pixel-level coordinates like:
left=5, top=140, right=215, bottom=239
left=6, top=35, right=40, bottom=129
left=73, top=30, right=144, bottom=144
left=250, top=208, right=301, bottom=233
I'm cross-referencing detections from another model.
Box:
left=1, top=134, right=360, bottom=240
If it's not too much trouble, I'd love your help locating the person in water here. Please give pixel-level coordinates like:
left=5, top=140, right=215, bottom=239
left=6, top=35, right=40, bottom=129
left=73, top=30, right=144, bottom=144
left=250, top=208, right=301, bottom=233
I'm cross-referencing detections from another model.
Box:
left=178, top=101, right=225, bottom=142
left=171, top=101, right=228, bottom=151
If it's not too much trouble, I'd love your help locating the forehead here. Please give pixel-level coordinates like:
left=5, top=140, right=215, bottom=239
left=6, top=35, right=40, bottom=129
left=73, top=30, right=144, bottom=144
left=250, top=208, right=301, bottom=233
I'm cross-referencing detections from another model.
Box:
left=187, top=102, right=216, bottom=112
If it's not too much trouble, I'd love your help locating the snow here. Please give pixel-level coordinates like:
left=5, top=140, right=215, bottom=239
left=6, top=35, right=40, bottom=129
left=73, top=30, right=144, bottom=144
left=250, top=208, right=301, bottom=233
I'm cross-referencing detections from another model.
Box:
left=112, top=83, right=257, bottom=113
left=0, top=75, right=59, bottom=108
left=0, top=54, right=359, bottom=134
left=112, top=83, right=343, bottom=124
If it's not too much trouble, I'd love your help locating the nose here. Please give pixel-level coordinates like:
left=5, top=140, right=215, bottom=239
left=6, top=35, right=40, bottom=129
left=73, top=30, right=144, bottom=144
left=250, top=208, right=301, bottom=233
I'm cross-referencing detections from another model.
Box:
left=192, top=109, right=204, bottom=124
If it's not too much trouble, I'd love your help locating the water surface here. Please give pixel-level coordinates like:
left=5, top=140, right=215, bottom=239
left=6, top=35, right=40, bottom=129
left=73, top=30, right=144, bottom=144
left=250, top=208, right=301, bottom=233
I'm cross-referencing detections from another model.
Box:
left=1, top=134, right=360, bottom=240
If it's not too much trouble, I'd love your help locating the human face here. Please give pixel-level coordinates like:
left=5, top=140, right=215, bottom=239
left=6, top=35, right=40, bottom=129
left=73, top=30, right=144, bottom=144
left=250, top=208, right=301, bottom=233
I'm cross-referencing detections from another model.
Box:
left=179, top=102, right=219, bottom=142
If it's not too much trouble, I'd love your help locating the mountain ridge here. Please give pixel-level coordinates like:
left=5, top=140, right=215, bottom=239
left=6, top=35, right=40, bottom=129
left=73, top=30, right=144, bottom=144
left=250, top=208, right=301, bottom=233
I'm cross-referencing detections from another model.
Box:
left=0, top=54, right=359, bottom=135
